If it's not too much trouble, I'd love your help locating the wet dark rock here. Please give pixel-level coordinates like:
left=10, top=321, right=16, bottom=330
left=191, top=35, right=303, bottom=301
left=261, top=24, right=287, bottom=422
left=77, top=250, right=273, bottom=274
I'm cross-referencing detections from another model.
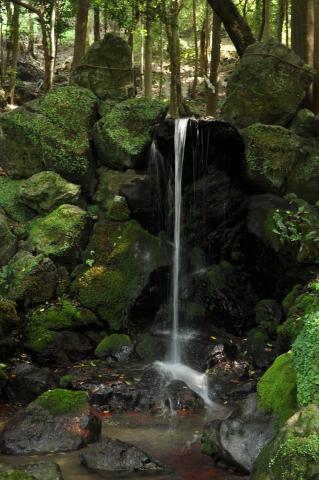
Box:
left=0, top=461, right=63, bottom=480
left=80, top=438, right=166, bottom=476
left=202, top=393, right=276, bottom=473
left=207, top=361, right=253, bottom=404
left=5, top=363, right=57, bottom=406
left=0, top=390, right=101, bottom=454
left=36, top=331, right=94, bottom=366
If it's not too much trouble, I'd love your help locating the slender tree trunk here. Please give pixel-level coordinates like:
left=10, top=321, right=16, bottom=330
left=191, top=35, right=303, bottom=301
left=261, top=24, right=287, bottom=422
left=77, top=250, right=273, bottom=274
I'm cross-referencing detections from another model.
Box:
left=28, top=13, right=35, bottom=57
left=207, top=0, right=255, bottom=56
left=199, top=20, right=206, bottom=75
left=285, top=0, right=290, bottom=46
left=313, top=0, right=319, bottom=112
left=262, top=0, right=271, bottom=41
left=276, top=0, right=286, bottom=43
left=191, top=0, right=199, bottom=98
left=291, top=0, right=314, bottom=65
left=141, top=22, right=144, bottom=92
left=207, top=12, right=221, bottom=116
left=72, top=0, right=89, bottom=68
left=49, top=1, right=57, bottom=89
left=144, top=0, right=153, bottom=98
left=159, top=23, right=164, bottom=97
left=7, top=3, right=19, bottom=104
left=94, top=7, right=101, bottom=42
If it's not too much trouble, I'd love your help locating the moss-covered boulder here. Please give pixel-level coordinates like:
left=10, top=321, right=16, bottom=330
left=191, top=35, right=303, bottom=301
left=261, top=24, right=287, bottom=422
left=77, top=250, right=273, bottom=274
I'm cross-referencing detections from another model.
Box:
left=73, top=219, right=169, bottom=331
left=222, top=40, right=315, bottom=129
left=257, top=352, right=298, bottom=426
left=0, top=462, right=63, bottom=480
left=27, top=205, right=92, bottom=269
left=0, top=389, right=101, bottom=454
left=25, top=299, right=101, bottom=354
left=248, top=194, right=319, bottom=265
left=0, top=86, right=97, bottom=187
left=93, top=97, right=167, bottom=170
left=290, top=108, right=319, bottom=138
left=70, top=34, right=134, bottom=101
left=0, top=177, right=35, bottom=223
left=252, top=405, right=319, bottom=480
left=95, top=334, right=132, bottom=361
left=278, top=280, right=319, bottom=345
left=0, top=213, right=17, bottom=267
left=293, top=308, right=319, bottom=407
left=0, top=298, right=19, bottom=359
left=0, top=252, right=57, bottom=305
left=19, top=171, right=81, bottom=214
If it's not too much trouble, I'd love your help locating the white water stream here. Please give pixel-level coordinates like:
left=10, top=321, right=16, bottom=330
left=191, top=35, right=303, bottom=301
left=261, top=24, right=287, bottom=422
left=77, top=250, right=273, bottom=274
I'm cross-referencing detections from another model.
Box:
left=155, top=119, right=214, bottom=409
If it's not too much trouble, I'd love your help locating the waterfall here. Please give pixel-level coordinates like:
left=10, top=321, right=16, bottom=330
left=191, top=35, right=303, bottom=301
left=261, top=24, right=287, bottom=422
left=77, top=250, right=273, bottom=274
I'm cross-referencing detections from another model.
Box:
left=171, top=118, right=189, bottom=364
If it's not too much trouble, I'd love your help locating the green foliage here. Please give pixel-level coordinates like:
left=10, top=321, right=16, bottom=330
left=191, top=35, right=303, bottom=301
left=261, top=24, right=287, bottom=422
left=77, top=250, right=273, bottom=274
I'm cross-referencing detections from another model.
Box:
left=257, top=352, right=298, bottom=426
left=293, top=309, right=319, bottom=407
left=28, top=389, right=88, bottom=415
left=201, top=429, right=218, bottom=457
left=0, top=470, right=33, bottom=480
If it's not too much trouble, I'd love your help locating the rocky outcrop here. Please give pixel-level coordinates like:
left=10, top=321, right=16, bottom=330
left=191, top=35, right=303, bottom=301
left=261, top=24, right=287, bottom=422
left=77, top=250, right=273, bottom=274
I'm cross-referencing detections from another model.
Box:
left=0, top=86, right=97, bottom=187
left=80, top=438, right=166, bottom=476
left=202, top=393, right=276, bottom=473
left=0, top=389, right=101, bottom=454
left=71, top=34, right=134, bottom=101
left=222, top=40, right=315, bottom=129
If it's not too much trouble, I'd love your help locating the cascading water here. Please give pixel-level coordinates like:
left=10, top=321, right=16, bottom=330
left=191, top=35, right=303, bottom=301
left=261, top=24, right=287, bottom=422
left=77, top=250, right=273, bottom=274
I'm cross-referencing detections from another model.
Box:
left=155, top=118, right=214, bottom=409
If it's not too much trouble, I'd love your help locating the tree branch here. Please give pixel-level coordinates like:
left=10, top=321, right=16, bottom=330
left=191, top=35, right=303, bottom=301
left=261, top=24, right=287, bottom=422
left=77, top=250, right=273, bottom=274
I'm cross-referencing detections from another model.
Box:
left=10, top=0, right=41, bottom=16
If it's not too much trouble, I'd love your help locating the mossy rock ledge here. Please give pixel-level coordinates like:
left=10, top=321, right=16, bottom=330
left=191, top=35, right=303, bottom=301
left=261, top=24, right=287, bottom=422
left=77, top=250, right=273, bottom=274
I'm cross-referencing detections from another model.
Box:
left=0, top=389, right=101, bottom=454
left=0, top=86, right=97, bottom=187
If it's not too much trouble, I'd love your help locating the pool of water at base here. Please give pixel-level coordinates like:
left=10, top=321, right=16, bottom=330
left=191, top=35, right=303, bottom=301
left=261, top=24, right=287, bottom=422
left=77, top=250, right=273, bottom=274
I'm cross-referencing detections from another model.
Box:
left=0, top=409, right=246, bottom=480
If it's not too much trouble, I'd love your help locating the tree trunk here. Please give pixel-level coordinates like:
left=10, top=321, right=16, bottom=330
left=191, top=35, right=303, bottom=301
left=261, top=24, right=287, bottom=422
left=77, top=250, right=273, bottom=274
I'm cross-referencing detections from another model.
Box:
left=276, top=0, right=286, bottom=43
left=262, top=0, right=271, bottom=41
left=207, top=12, right=221, bottom=116
left=7, top=3, right=19, bottom=104
left=72, top=0, right=89, bottom=68
left=49, top=1, right=57, bottom=89
left=313, top=0, right=319, bottom=112
left=207, top=0, right=255, bottom=56
left=144, top=0, right=153, bottom=98
left=285, top=0, right=290, bottom=46
left=291, top=0, right=314, bottom=65
left=94, top=7, right=101, bottom=42
left=191, top=0, right=199, bottom=98
left=28, top=13, right=36, bottom=57
left=159, top=23, right=164, bottom=97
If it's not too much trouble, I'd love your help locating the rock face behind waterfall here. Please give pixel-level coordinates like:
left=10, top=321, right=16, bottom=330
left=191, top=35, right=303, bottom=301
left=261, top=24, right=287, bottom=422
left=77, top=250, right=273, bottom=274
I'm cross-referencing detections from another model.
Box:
left=222, top=40, right=315, bottom=129
left=70, top=33, right=134, bottom=101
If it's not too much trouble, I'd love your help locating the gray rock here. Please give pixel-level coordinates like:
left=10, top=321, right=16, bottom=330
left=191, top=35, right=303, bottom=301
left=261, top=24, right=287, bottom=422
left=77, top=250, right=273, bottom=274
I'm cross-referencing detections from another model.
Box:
left=202, top=393, right=276, bottom=473
left=71, top=34, right=134, bottom=101
left=80, top=438, right=166, bottom=475
left=222, top=40, right=315, bottom=128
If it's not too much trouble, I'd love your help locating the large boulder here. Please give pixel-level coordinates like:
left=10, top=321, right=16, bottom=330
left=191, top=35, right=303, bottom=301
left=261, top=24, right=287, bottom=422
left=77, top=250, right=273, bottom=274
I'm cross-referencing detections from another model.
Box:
left=0, top=86, right=97, bottom=187
left=19, top=171, right=81, bottom=214
left=72, top=219, right=169, bottom=331
left=222, top=40, right=315, bottom=129
left=27, top=205, right=92, bottom=269
left=243, top=123, right=319, bottom=204
left=93, top=97, right=167, bottom=170
left=0, top=213, right=17, bottom=267
left=252, top=405, right=319, bottom=480
left=0, top=461, right=63, bottom=480
left=202, top=393, right=276, bottom=473
left=24, top=299, right=101, bottom=357
left=80, top=438, right=165, bottom=476
left=0, top=389, right=101, bottom=454
left=0, top=252, right=57, bottom=305
left=70, top=34, right=134, bottom=101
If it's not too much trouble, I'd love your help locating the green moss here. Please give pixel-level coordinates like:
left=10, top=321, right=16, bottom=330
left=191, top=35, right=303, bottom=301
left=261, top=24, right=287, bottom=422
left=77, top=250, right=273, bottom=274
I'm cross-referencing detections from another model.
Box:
left=25, top=299, right=99, bottom=353
left=206, top=261, right=235, bottom=292
left=293, top=308, right=319, bottom=407
left=95, top=333, right=132, bottom=357
left=0, top=177, right=34, bottom=223
left=136, top=333, right=162, bottom=362
left=282, top=285, right=303, bottom=313
left=257, top=352, right=298, bottom=426
left=0, top=470, right=33, bottom=480
left=106, top=195, right=130, bottom=221
left=201, top=429, right=218, bottom=456
left=28, top=389, right=88, bottom=415
left=59, top=374, right=75, bottom=388
left=27, top=204, right=90, bottom=266
left=93, top=97, right=167, bottom=169
left=278, top=280, right=319, bottom=344
left=73, top=219, right=169, bottom=330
